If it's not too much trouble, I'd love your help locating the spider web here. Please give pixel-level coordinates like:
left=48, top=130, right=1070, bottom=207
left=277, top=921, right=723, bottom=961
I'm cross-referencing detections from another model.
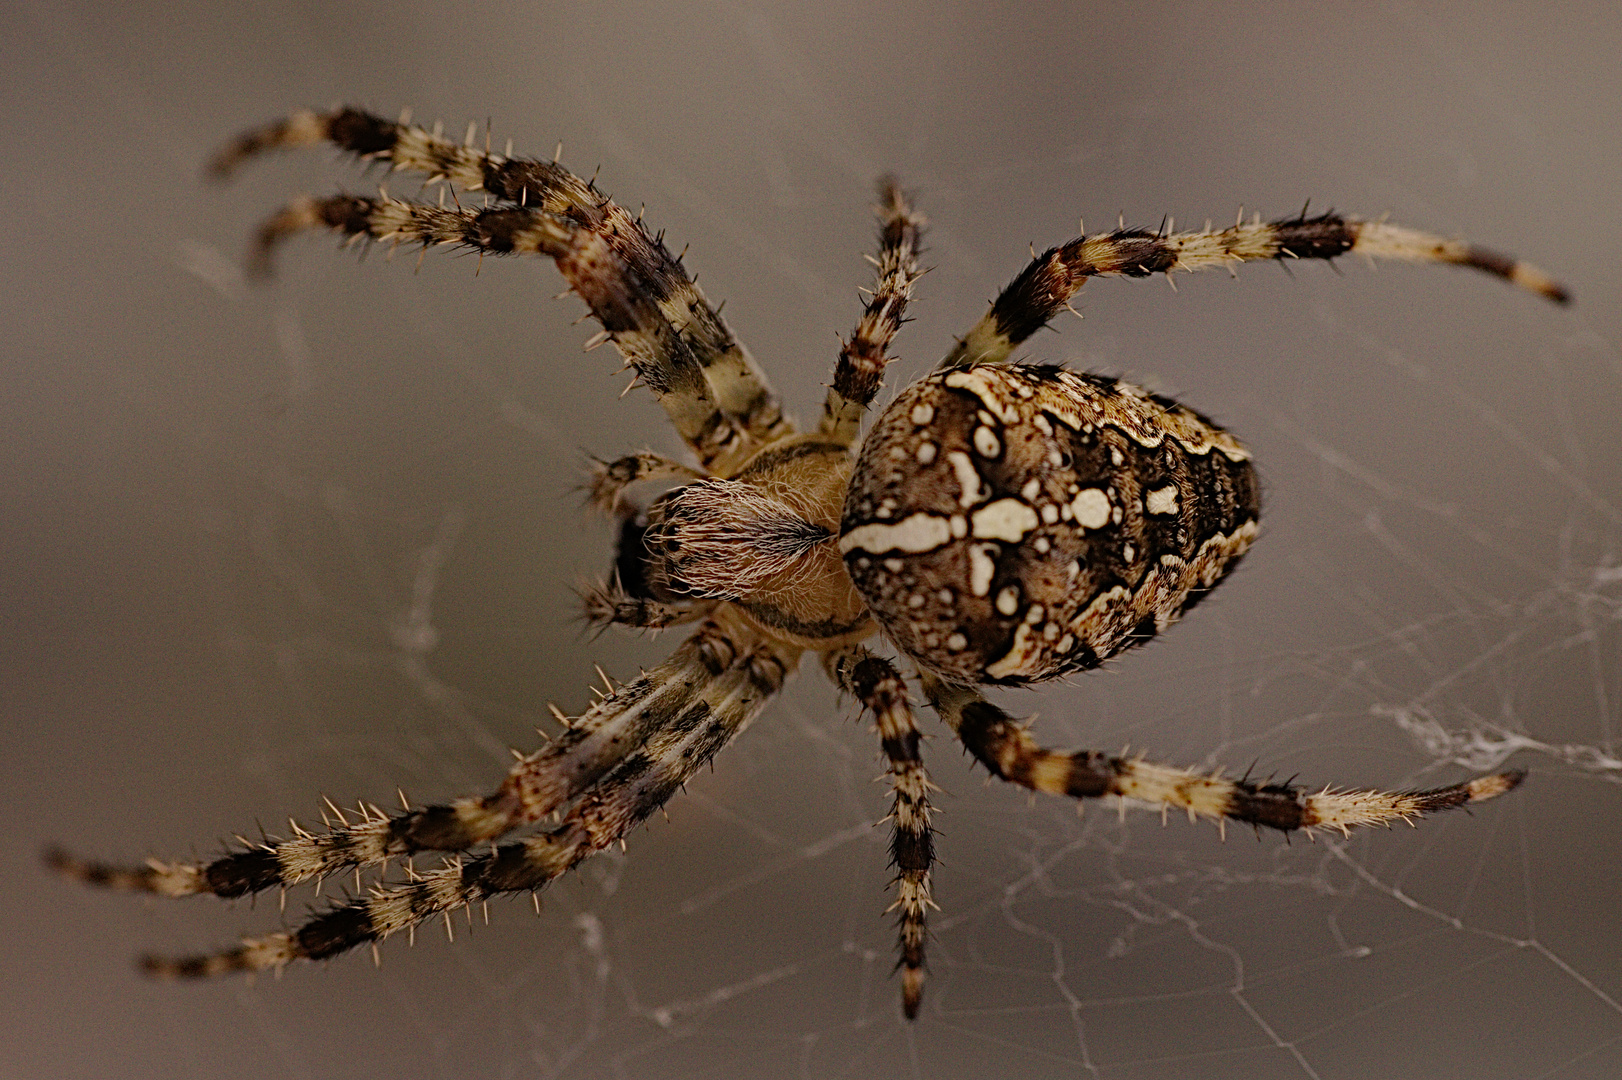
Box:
left=6, top=3, right=1620, bottom=1079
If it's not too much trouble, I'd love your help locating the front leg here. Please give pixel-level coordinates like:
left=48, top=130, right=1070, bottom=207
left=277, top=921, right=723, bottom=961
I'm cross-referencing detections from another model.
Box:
left=246, top=192, right=744, bottom=469
left=213, top=106, right=790, bottom=458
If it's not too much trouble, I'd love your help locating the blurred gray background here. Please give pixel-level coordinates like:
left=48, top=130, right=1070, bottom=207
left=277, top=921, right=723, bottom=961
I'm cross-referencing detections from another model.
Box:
left=4, top=2, right=1618, bottom=1078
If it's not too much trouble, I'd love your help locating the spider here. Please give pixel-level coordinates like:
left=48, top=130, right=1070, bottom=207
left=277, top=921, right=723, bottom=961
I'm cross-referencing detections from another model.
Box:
left=50, top=106, right=1568, bottom=1020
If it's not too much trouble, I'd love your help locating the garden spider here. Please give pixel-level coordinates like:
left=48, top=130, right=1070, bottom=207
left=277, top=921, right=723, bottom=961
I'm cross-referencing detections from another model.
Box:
left=50, top=106, right=1567, bottom=1020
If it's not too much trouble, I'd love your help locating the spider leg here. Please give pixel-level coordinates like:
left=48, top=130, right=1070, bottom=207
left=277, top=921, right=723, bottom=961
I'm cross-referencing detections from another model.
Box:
left=942, top=210, right=1569, bottom=368
left=586, top=451, right=705, bottom=516
left=249, top=191, right=752, bottom=469
left=818, top=177, right=926, bottom=446
left=48, top=619, right=749, bottom=901
left=130, top=631, right=799, bottom=978
left=214, top=107, right=790, bottom=465
left=826, top=646, right=937, bottom=1019
left=921, top=673, right=1524, bottom=835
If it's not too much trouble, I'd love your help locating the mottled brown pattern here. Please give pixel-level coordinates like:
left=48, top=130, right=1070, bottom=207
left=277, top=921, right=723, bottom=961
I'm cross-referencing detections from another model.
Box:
left=842, top=365, right=1260, bottom=684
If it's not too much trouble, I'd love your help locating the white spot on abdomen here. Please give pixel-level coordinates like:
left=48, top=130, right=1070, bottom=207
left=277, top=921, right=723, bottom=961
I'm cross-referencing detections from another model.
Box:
left=970, top=499, right=1040, bottom=543
left=968, top=544, right=997, bottom=596
left=943, top=369, right=1021, bottom=423
left=1146, top=484, right=1180, bottom=516
left=1071, top=488, right=1111, bottom=529
left=946, top=451, right=985, bottom=507
left=840, top=513, right=952, bottom=555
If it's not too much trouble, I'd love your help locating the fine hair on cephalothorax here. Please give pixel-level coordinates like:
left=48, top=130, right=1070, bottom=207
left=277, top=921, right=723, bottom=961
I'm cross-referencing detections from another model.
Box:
left=49, top=105, right=1567, bottom=1020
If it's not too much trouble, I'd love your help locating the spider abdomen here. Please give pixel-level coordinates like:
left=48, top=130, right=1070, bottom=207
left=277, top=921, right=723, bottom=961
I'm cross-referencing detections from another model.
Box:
left=840, top=364, right=1260, bottom=685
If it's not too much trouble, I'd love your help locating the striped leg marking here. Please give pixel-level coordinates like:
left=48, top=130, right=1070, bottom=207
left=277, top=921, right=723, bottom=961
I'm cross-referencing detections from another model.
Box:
left=213, top=106, right=788, bottom=465
left=125, top=634, right=798, bottom=978
left=818, top=177, right=927, bottom=446
left=942, top=210, right=1570, bottom=368
left=922, top=674, right=1524, bottom=836
left=248, top=192, right=744, bottom=466
left=827, top=646, right=936, bottom=1018
left=48, top=622, right=749, bottom=902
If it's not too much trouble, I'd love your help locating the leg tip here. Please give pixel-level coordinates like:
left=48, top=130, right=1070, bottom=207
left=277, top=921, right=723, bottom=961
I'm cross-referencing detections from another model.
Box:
left=901, top=967, right=924, bottom=1020
left=1470, top=768, right=1527, bottom=803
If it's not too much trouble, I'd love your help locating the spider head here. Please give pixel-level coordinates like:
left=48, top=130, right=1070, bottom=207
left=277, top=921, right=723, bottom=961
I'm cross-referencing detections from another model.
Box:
left=630, top=448, right=875, bottom=650
left=640, top=479, right=834, bottom=601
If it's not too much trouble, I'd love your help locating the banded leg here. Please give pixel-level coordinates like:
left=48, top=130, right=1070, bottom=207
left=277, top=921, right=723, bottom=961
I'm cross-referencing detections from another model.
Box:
left=133, top=635, right=799, bottom=978
left=48, top=621, right=750, bottom=901
left=942, top=210, right=1570, bottom=368
left=827, top=646, right=936, bottom=1019
left=251, top=192, right=740, bottom=467
left=213, top=106, right=789, bottom=459
left=818, top=178, right=927, bottom=446
left=921, top=674, right=1524, bottom=836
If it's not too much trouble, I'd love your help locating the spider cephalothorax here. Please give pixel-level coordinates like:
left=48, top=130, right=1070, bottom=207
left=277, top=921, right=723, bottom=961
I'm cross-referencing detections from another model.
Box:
left=51, top=106, right=1565, bottom=1020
